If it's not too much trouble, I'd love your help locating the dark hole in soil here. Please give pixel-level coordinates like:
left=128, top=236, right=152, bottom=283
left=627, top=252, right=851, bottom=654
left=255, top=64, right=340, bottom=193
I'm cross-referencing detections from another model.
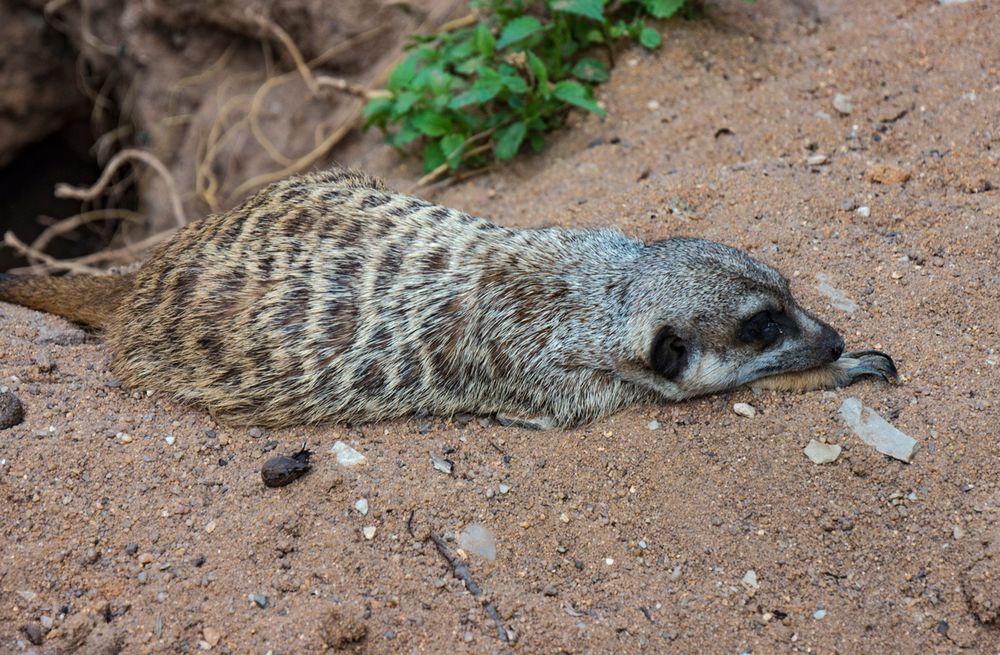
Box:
left=0, top=118, right=135, bottom=272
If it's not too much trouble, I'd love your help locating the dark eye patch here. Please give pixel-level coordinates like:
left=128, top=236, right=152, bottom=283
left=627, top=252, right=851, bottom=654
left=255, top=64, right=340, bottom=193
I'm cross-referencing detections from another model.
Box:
left=738, top=309, right=798, bottom=348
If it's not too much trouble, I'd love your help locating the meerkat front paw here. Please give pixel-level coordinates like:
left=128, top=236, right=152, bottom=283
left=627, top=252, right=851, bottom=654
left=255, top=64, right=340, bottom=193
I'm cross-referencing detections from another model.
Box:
left=836, top=349, right=899, bottom=386
left=751, top=349, right=898, bottom=393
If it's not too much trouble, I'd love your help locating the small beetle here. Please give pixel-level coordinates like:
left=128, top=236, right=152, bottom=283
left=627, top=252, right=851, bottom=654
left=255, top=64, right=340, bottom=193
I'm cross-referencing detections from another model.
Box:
left=261, top=444, right=313, bottom=488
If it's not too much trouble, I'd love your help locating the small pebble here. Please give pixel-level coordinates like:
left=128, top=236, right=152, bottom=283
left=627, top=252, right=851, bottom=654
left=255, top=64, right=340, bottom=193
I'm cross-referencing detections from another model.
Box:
left=22, top=623, right=46, bottom=646
left=203, top=627, right=221, bottom=647
left=363, top=526, right=377, bottom=540
left=732, top=403, right=756, bottom=418
left=499, top=483, right=511, bottom=495
left=543, top=584, right=558, bottom=596
left=248, top=593, right=270, bottom=609
left=355, top=498, right=369, bottom=515
left=485, top=488, right=495, bottom=499
left=164, top=435, right=176, bottom=445
left=813, top=608, right=827, bottom=620
left=638, top=540, right=648, bottom=549
left=331, top=441, right=366, bottom=466
left=804, top=439, right=842, bottom=464
left=204, top=520, right=217, bottom=534
left=459, top=524, right=497, bottom=561
left=430, top=451, right=453, bottom=475
left=647, top=420, right=660, bottom=431
left=832, top=93, right=853, bottom=115
left=0, top=390, right=25, bottom=429
left=741, top=570, right=759, bottom=591
left=856, top=206, right=871, bottom=218
left=806, top=153, right=829, bottom=166
left=39, top=616, right=53, bottom=629
left=125, top=543, right=139, bottom=556
left=248, top=427, right=263, bottom=438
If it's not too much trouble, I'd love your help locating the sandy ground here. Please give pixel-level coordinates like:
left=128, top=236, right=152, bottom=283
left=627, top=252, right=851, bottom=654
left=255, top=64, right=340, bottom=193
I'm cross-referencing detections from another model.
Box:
left=2, top=0, right=999, bottom=653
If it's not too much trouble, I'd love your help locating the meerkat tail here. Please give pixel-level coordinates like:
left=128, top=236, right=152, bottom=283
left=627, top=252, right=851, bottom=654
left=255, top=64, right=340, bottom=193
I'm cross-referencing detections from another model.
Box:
left=0, top=272, right=135, bottom=329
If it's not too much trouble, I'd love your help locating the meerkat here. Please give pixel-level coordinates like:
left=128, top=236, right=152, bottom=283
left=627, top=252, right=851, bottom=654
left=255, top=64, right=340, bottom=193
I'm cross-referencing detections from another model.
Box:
left=0, top=167, right=897, bottom=428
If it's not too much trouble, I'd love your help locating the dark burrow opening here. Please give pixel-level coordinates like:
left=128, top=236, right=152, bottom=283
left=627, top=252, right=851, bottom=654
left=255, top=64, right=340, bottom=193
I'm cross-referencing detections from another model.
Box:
left=0, top=118, right=135, bottom=272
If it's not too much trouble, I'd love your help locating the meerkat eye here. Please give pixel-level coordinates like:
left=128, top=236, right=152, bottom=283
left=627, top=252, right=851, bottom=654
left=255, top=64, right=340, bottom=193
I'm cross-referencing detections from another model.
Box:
left=650, top=325, right=688, bottom=379
left=739, top=310, right=783, bottom=348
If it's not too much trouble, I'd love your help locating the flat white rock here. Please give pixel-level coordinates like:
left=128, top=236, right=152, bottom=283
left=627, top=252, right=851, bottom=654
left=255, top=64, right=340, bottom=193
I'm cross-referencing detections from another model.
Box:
left=732, top=402, right=757, bottom=418
left=816, top=272, right=858, bottom=314
left=458, top=523, right=497, bottom=561
left=839, top=397, right=919, bottom=463
left=804, top=439, right=842, bottom=464
left=331, top=441, right=366, bottom=466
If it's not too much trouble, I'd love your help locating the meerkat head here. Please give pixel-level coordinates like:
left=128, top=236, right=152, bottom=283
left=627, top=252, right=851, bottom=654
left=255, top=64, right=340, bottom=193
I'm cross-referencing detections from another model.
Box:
left=617, top=238, right=844, bottom=399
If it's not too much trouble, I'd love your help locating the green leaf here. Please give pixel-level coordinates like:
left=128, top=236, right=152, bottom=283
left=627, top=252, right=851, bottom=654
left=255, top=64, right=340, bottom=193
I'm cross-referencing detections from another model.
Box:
left=423, top=140, right=445, bottom=172
left=388, top=50, right=423, bottom=92
left=390, top=91, right=420, bottom=118
left=526, top=50, right=549, bottom=97
left=495, top=122, right=527, bottom=160
left=553, top=80, right=605, bottom=115
left=643, top=0, right=685, bottom=18
left=389, top=122, right=420, bottom=147
left=474, top=23, right=495, bottom=57
left=639, top=25, right=662, bottom=49
left=571, top=58, right=609, bottom=82
left=529, top=131, right=545, bottom=153
left=550, top=0, right=605, bottom=21
left=411, top=111, right=452, bottom=137
left=448, top=67, right=504, bottom=108
left=502, top=74, right=529, bottom=93
left=362, top=96, right=393, bottom=125
left=496, top=16, right=543, bottom=49
left=440, top=134, right=465, bottom=170
left=449, top=36, right=476, bottom=59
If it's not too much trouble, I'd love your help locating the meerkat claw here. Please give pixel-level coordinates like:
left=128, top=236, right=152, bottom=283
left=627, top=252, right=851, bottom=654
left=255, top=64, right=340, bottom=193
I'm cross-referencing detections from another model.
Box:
left=844, top=350, right=899, bottom=384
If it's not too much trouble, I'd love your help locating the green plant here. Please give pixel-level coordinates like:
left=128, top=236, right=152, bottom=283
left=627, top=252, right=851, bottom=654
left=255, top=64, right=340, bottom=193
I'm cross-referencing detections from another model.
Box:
left=363, top=0, right=691, bottom=175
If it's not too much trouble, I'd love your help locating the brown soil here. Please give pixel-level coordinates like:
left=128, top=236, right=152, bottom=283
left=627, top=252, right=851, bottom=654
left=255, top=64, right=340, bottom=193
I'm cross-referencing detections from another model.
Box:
left=2, top=0, right=999, bottom=653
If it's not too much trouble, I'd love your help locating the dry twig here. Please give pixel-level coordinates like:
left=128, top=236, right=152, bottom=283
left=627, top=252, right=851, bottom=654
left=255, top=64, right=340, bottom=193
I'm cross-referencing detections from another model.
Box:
left=55, top=148, right=188, bottom=227
left=30, top=208, right=142, bottom=255
left=3, top=232, right=105, bottom=276
left=429, top=533, right=511, bottom=643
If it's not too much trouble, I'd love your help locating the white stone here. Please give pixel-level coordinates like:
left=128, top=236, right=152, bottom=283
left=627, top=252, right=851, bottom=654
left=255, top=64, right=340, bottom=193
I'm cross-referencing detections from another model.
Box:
left=804, top=439, right=842, bottom=464
left=732, top=403, right=757, bottom=418
left=839, top=397, right=919, bottom=462
left=458, top=523, right=496, bottom=561
left=362, top=526, right=377, bottom=540
left=331, top=441, right=366, bottom=466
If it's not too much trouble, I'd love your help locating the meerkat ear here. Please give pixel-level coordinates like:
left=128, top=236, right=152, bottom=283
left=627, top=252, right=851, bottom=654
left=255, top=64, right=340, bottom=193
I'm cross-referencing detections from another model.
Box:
left=650, top=325, right=687, bottom=380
